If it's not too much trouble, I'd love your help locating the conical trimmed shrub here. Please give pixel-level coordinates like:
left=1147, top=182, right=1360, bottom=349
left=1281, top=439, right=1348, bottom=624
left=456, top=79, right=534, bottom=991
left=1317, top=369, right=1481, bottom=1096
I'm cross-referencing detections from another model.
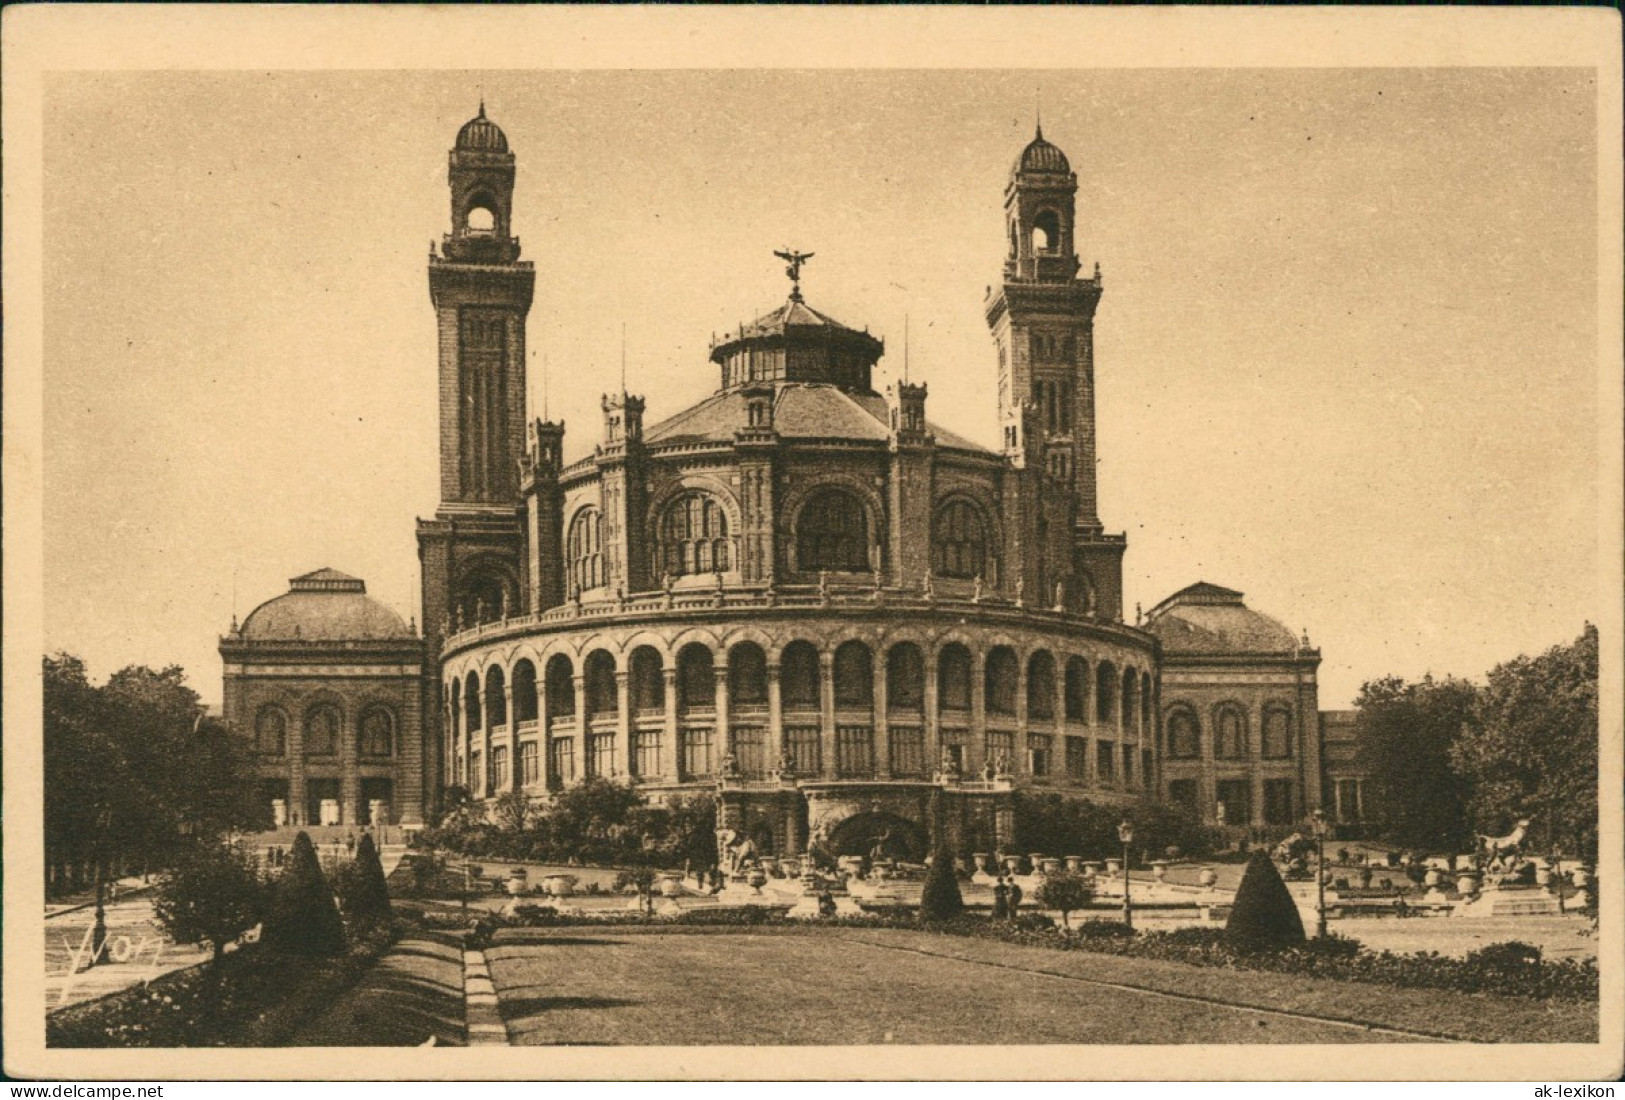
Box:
left=1224, top=850, right=1306, bottom=952
left=919, top=845, right=965, bottom=923
left=346, top=834, right=394, bottom=931
left=262, top=831, right=346, bottom=956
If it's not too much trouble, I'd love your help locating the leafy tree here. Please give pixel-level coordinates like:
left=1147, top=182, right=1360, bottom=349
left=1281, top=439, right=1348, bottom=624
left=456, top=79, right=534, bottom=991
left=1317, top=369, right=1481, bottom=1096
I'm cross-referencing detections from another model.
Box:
left=1452, top=625, right=1598, bottom=861
left=1224, top=850, right=1306, bottom=951
left=492, top=789, right=531, bottom=833
left=1353, top=673, right=1479, bottom=853
left=261, top=832, right=345, bottom=957
left=1035, top=871, right=1093, bottom=929
left=547, top=778, right=645, bottom=862
left=44, top=654, right=264, bottom=887
left=152, top=840, right=267, bottom=965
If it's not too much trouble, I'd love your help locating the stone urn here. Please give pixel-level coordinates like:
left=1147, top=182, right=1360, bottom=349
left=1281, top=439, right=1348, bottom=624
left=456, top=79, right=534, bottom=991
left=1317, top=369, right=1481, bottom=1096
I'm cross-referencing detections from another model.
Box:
left=1083, top=861, right=1105, bottom=878
left=546, top=874, right=578, bottom=898
left=1535, top=865, right=1553, bottom=887
left=1424, top=868, right=1443, bottom=888
left=1028, top=854, right=1045, bottom=874
left=747, top=867, right=768, bottom=894
left=1198, top=868, right=1218, bottom=888
left=1002, top=855, right=1023, bottom=875
left=780, top=857, right=802, bottom=879
left=1064, top=855, right=1084, bottom=873
left=658, top=872, right=684, bottom=898
left=838, top=855, right=865, bottom=879
left=1039, top=857, right=1062, bottom=876
left=1456, top=873, right=1480, bottom=897
left=1104, top=858, right=1122, bottom=876
left=972, top=853, right=992, bottom=875
left=506, top=868, right=529, bottom=897
left=1150, top=860, right=1169, bottom=882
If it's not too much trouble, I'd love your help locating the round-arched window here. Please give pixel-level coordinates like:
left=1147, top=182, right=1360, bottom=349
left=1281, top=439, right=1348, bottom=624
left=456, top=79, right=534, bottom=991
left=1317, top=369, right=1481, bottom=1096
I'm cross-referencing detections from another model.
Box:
left=568, top=507, right=603, bottom=596
left=1214, top=707, right=1247, bottom=759
left=796, top=489, right=869, bottom=573
left=361, top=709, right=395, bottom=757
left=255, top=708, right=287, bottom=756
left=305, top=705, right=340, bottom=756
left=1167, top=710, right=1200, bottom=759
left=657, top=493, right=731, bottom=577
left=932, top=500, right=988, bottom=580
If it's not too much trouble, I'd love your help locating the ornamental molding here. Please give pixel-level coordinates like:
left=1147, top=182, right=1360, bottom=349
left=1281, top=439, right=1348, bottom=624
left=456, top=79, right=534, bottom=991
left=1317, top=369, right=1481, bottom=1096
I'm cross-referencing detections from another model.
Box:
left=224, top=663, right=422, bottom=678
left=1159, top=671, right=1311, bottom=686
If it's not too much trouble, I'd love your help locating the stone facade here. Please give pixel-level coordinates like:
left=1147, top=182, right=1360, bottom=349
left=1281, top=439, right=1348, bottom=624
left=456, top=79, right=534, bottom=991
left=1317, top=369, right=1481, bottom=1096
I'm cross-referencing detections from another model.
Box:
left=220, top=569, right=426, bottom=827
left=1145, top=583, right=1323, bottom=829
left=220, top=109, right=1379, bottom=853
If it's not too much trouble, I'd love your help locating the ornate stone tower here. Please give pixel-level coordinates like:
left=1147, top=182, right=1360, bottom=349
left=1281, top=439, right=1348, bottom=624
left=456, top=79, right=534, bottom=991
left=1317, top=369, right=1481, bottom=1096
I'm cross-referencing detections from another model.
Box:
left=985, top=123, right=1124, bottom=620
left=417, top=105, right=536, bottom=808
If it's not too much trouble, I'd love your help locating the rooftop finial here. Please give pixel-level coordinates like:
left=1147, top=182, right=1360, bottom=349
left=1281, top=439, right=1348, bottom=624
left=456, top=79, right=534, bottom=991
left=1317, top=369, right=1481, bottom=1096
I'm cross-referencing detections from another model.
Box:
left=1035, top=93, right=1043, bottom=142
left=774, top=248, right=815, bottom=302
left=478, top=93, right=486, bottom=119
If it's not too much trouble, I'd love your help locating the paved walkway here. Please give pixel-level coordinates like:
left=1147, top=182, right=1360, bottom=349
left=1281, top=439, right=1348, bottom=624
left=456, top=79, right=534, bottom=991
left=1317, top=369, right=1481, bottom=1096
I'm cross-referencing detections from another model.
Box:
left=287, top=931, right=467, bottom=1047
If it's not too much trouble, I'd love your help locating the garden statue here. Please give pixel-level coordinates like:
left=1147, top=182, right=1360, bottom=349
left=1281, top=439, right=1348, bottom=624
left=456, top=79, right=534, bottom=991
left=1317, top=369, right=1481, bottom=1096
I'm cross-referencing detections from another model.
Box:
left=1477, top=818, right=1532, bottom=861
left=1015, top=576, right=1025, bottom=606
left=922, top=572, right=934, bottom=599
left=721, top=751, right=740, bottom=779
left=994, top=751, right=1010, bottom=777
left=1054, top=580, right=1065, bottom=611
left=454, top=606, right=465, bottom=631
left=499, top=590, right=510, bottom=619
left=972, top=574, right=984, bottom=601
left=475, top=597, right=488, bottom=624
left=937, top=745, right=958, bottom=779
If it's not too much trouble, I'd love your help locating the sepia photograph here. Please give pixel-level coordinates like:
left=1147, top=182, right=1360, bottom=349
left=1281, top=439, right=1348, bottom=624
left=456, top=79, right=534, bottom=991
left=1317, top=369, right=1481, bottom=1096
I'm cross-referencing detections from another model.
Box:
left=3, top=5, right=1620, bottom=1084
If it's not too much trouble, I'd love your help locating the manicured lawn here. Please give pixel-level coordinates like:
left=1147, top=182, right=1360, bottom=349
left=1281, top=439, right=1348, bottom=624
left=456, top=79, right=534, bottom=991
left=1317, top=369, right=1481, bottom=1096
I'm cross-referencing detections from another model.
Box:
left=287, top=931, right=467, bottom=1047
left=486, top=928, right=1416, bottom=1045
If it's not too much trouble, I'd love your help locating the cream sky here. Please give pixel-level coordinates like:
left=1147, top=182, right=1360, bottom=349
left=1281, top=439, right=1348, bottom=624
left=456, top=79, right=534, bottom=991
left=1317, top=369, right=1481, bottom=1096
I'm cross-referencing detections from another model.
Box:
left=42, top=67, right=1599, bottom=708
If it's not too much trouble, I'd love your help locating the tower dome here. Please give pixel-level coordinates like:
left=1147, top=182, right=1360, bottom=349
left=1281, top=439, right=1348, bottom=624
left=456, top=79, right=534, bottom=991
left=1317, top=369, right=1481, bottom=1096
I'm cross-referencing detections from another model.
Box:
left=1015, top=124, right=1070, bottom=176
left=456, top=104, right=509, bottom=153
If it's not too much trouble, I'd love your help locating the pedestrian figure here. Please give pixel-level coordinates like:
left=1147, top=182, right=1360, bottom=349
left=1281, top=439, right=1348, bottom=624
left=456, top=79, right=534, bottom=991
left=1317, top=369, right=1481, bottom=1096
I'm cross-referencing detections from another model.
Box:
left=993, top=878, right=1009, bottom=920
left=1008, top=878, right=1024, bottom=918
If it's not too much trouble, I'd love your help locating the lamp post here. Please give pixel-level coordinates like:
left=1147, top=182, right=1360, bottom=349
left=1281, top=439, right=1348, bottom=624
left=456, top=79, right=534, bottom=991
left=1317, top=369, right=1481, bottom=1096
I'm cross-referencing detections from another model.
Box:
left=86, top=802, right=116, bottom=968
left=1310, top=808, right=1328, bottom=939
left=1117, top=820, right=1134, bottom=931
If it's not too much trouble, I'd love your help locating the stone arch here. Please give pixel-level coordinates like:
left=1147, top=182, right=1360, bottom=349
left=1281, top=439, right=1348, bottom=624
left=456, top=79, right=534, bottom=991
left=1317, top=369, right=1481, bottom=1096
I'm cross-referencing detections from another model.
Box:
left=827, top=810, right=928, bottom=862
left=1212, top=702, right=1249, bottom=759
left=582, top=650, right=618, bottom=720
left=779, top=639, right=822, bottom=710
left=984, top=645, right=1019, bottom=717
left=675, top=642, right=716, bottom=713
left=359, top=704, right=397, bottom=758
left=937, top=642, right=974, bottom=714
left=454, top=553, right=519, bottom=625
left=1164, top=704, right=1201, bottom=759
left=254, top=704, right=289, bottom=756
left=1094, top=660, right=1117, bottom=724
left=484, top=664, right=508, bottom=728
left=780, top=475, right=886, bottom=575
left=1027, top=649, right=1057, bottom=721
left=629, top=646, right=666, bottom=714
left=832, top=639, right=875, bottom=709
left=302, top=697, right=345, bottom=757
left=885, top=641, right=926, bottom=713
left=727, top=640, right=769, bottom=707
left=511, top=658, right=539, bottom=724
left=1064, top=655, right=1090, bottom=721
left=543, top=654, right=575, bottom=719
left=930, top=492, right=998, bottom=583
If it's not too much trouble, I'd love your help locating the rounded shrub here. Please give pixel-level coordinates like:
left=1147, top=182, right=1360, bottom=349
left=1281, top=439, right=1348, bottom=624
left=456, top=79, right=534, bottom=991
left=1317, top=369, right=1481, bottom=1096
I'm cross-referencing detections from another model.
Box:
left=1224, top=850, right=1306, bottom=952
left=261, top=832, right=345, bottom=957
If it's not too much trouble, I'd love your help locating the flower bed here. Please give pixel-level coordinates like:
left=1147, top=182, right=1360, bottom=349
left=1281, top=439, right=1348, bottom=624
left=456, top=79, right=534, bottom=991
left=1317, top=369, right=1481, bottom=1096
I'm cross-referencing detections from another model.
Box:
left=46, top=925, right=398, bottom=1048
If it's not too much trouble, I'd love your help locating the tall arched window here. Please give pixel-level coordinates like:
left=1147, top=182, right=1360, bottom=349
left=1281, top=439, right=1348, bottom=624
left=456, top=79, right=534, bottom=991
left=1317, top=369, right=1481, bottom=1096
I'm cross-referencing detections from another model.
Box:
left=1262, top=708, right=1293, bottom=759
left=833, top=641, right=873, bottom=709
left=568, top=507, right=603, bottom=596
left=985, top=647, right=1018, bottom=716
left=1214, top=706, right=1247, bottom=759
left=512, top=660, right=538, bottom=723
left=677, top=644, right=715, bottom=713
left=781, top=641, right=820, bottom=710
left=1033, top=209, right=1061, bottom=253
left=728, top=643, right=768, bottom=707
left=932, top=500, right=988, bottom=580
left=631, top=647, right=665, bottom=713
left=464, top=673, right=481, bottom=732
left=1095, top=661, right=1117, bottom=724
left=887, top=644, right=925, bottom=711
left=1027, top=651, right=1056, bottom=721
left=1121, top=668, right=1138, bottom=731
left=255, top=708, right=287, bottom=755
left=796, top=489, right=869, bottom=573
left=1064, top=657, right=1089, bottom=721
left=485, top=665, right=507, bottom=728
left=360, top=708, right=395, bottom=757
left=938, top=644, right=972, bottom=713
left=305, top=704, right=340, bottom=756
left=657, top=493, right=731, bottom=576
left=544, top=655, right=574, bottom=719
left=1167, top=709, right=1200, bottom=759
left=584, top=651, right=617, bottom=719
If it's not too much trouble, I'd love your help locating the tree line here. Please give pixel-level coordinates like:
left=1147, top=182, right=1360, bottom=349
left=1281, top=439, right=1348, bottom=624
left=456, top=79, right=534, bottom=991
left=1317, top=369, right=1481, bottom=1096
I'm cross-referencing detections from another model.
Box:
left=1355, top=624, right=1598, bottom=860
left=44, top=654, right=266, bottom=892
